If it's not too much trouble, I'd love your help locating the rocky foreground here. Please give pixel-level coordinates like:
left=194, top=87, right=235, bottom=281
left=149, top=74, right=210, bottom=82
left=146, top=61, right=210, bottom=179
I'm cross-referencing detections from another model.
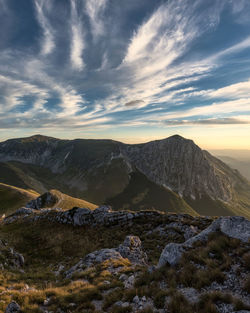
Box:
left=0, top=204, right=250, bottom=313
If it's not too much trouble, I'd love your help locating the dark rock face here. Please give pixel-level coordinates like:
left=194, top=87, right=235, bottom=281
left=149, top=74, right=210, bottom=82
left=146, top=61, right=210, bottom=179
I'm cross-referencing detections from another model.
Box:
left=121, top=135, right=232, bottom=201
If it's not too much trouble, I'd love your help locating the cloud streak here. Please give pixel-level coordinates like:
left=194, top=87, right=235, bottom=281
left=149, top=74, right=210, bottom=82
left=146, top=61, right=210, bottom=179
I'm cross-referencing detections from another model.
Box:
left=34, top=0, right=55, bottom=55
left=70, top=0, right=84, bottom=70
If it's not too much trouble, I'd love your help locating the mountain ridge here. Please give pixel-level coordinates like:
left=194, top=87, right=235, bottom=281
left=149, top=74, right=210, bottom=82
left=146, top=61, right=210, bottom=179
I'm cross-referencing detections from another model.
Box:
left=0, top=134, right=250, bottom=218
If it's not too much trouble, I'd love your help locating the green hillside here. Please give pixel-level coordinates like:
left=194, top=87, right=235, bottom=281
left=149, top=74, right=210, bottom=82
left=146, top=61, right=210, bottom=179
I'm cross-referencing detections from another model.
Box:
left=106, top=171, right=198, bottom=216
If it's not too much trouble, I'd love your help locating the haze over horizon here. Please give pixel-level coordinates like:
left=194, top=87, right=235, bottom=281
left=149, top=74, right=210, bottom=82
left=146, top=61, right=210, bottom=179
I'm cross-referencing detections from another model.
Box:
left=1, top=0, right=250, bottom=149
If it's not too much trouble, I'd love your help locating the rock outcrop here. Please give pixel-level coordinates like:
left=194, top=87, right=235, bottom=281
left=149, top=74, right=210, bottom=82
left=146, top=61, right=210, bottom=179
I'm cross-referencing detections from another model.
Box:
left=65, top=235, right=147, bottom=278
left=158, top=216, right=250, bottom=268
left=54, top=206, right=164, bottom=227
left=117, top=235, right=148, bottom=265
left=26, top=191, right=58, bottom=210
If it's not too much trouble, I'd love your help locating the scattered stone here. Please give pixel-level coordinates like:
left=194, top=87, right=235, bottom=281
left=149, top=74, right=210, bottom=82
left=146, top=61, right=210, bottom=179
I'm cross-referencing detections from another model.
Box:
left=5, top=301, right=21, bottom=313
left=133, top=295, right=140, bottom=303
left=124, top=275, right=135, bottom=289
left=179, top=288, right=200, bottom=304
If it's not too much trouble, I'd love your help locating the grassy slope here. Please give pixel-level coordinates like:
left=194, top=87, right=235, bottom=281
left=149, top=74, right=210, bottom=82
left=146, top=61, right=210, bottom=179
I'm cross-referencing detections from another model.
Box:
left=0, top=183, right=38, bottom=216
left=45, top=189, right=97, bottom=211
left=106, top=171, right=198, bottom=216
left=0, top=183, right=97, bottom=216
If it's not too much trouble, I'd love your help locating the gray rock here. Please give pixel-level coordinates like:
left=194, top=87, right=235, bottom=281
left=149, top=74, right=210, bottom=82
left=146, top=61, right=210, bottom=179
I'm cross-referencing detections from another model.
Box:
left=5, top=301, right=21, bottom=313
left=158, top=216, right=250, bottom=267
left=14, top=207, right=34, bottom=215
left=72, top=208, right=92, bottom=226
left=219, top=216, right=250, bottom=243
left=158, top=243, right=185, bottom=267
left=179, top=288, right=200, bottom=304
left=133, top=296, right=140, bottom=303
left=124, top=275, right=135, bottom=288
left=65, top=248, right=123, bottom=277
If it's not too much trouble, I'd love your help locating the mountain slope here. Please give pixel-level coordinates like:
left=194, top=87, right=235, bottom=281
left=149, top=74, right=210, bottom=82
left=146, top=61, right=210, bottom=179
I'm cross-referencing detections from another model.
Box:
left=106, top=171, right=198, bottom=216
left=0, top=183, right=38, bottom=216
left=0, top=184, right=97, bottom=216
left=215, top=156, right=250, bottom=181
left=0, top=134, right=250, bottom=217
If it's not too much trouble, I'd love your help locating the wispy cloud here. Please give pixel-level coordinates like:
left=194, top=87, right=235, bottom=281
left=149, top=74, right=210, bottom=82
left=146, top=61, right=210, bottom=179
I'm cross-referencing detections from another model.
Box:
left=163, top=117, right=250, bottom=126
left=34, top=0, right=55, bottom=55
left=70, top=0, right=84, bottom=70
left=85, top=0, right=107, bottom=40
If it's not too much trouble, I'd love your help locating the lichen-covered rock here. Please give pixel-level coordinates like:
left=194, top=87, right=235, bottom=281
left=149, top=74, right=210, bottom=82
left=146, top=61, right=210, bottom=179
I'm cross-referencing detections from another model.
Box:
left=5, top=301, right=21, bottom=313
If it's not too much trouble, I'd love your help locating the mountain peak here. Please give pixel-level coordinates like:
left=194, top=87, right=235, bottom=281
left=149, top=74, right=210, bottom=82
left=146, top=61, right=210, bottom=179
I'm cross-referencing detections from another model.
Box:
left=20, top=134, right=57, bottom=142
left=168, top=134, right=185, bottom=140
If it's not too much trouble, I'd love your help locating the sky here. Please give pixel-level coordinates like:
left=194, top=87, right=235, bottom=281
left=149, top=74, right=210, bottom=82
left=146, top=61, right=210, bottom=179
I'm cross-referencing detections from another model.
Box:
left=0, top=0, right=250, bottom=149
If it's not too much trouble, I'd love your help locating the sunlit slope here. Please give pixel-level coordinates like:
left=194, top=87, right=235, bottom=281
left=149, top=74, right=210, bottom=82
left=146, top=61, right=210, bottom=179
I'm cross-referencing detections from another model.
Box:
left=0, top=183, right=38, bottom=216
left=30, top=189, right=98, bottom=211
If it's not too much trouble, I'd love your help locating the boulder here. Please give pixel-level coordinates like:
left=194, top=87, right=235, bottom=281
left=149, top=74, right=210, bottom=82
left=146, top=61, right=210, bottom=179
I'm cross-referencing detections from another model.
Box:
left=65, top=249, right=123, bottom=277
left=157, top=243, right=185, bottom=267
left=219, top=216, right=250, bottom=243
left=65, top=235, right=147, bottom=277
left=5, top=301, right=21, bottom=313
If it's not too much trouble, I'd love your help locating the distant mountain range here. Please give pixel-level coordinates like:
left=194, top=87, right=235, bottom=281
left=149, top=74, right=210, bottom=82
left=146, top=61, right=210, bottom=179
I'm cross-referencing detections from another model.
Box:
left=210, top=149, right=250, bottom=181
left=0, top=134, right=250, bottom=218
